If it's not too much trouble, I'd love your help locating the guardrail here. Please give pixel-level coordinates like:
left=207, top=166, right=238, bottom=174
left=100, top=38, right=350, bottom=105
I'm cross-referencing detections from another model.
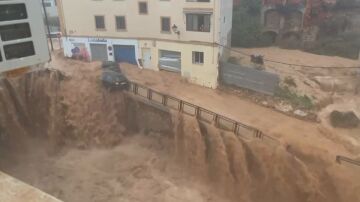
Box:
left=128, top=82, right=360, bottom=169
left=128, top=82, right=280, bottom=145
left=336, top=156, right=360, bottom=168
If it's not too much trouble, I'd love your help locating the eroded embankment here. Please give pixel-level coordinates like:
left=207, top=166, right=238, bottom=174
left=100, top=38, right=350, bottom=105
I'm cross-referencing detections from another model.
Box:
left=0, top=70, right=359, bottom=202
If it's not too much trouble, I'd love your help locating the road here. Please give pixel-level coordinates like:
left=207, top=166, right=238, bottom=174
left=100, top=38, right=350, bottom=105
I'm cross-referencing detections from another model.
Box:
left=50, top=53, right=360, bottom=160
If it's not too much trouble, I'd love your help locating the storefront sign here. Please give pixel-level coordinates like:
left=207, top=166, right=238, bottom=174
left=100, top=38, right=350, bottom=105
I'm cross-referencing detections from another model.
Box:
left=88, top=38, right=107, bottom=43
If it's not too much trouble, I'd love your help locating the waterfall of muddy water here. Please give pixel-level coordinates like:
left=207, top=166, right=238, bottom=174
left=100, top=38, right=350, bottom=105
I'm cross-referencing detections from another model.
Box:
left=0, top=66, right=359, bottom=202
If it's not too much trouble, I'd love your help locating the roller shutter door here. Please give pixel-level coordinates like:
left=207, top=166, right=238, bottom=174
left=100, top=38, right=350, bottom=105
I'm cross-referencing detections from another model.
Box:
left=159, top=50, right=181, bottom=72
left=90, top=44, right=108, bottom=61
left=114, top=45, right=137, bottom=65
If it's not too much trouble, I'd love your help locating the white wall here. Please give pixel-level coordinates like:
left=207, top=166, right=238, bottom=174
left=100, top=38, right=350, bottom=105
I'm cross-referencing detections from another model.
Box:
left=219, top=0, right=233, bottom=58
left=59, top=0, right=227, bottom=44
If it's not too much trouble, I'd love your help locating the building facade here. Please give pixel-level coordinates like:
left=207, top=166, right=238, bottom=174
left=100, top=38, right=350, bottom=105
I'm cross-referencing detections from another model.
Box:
left=0, top=0, right=50, bottom=73
left=57, top=0, right=233, bottom=88
left=261, top=0, right=340, bottom=42
left=43, top=0, right=58, bottom=18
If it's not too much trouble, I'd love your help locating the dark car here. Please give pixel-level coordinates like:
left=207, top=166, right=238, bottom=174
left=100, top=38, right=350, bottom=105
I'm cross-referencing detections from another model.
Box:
left=101, top=62, right=129, bottom=91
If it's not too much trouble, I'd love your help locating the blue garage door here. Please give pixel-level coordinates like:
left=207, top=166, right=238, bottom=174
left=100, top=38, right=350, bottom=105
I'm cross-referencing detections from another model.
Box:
left=114, top=45, right=137, bottom=65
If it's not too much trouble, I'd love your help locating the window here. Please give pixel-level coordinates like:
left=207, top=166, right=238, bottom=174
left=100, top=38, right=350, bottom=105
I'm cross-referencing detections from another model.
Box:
left=4, top=41, right=35, bottom=60
left=43, top=2, right=52, bottom=7
left=192, top=51, right=204, bottom=64
left=0, top=23, right=32, bottom=41
left=95, top=16, right=105, bottom=29
left=139, top=2, right=148, bottom=14
left=161, top=17, right=170, bottom=32
left=0, top=4, right=28, bottom=22
left=115, top=16, right=126, bottom=30
left=186, top=14, right=211, bottom=32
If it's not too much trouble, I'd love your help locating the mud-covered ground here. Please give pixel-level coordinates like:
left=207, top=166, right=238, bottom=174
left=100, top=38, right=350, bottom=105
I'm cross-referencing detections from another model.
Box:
left=0, top=55, right=360, bottom=202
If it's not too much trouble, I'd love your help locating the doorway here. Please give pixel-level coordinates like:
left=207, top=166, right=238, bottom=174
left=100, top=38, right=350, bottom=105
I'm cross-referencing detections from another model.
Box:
left=142, top=48, right=152, bottom=69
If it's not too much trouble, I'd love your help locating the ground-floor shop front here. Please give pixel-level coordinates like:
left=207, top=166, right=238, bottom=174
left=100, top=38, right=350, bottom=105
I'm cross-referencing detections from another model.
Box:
left=62, top=37, right=219, bottom=88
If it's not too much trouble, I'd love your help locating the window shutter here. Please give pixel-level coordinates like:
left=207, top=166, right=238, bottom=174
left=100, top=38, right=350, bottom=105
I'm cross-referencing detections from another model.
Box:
left=204, top=15, right=210, bottom=32
left=186, top=14, right=193, bottom=31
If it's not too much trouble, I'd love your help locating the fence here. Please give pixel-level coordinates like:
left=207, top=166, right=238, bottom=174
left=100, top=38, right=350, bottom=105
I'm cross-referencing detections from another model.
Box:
left=336, top=156, right=360, bottom=168
left=128, top=82, right=360, bottom=168
left=220, top=62, right=280, bottom=95
left=128, top=82, right=280, bottom=145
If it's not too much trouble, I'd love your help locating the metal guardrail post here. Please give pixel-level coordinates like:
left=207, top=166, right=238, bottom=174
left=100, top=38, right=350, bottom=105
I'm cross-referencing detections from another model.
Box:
left=233, top=123, right=238, bottom=134
left=134, top=83, right=138, bottom=95
left=195, top=106, right=200, bottom=119
left=254, top=130, right=263, bottom=139
left=214, top=114, right=219, bottom=127
left=162, top=95, right=167, bottom=106
left=147, top=89, right=152, bottom=100
left=336, top=156, right=360, bottom=167
left=179, top=100, right=183, bottom=112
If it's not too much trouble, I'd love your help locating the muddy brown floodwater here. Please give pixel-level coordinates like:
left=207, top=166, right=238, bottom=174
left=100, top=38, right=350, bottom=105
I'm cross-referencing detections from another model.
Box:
left=0, top=62, right=359, bottom=202
left=0, top=134, right=217, bottom=202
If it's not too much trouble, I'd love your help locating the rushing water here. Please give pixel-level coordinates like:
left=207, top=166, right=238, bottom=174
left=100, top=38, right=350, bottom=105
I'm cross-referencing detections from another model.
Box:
left=0, top=70, right=359, bottom=202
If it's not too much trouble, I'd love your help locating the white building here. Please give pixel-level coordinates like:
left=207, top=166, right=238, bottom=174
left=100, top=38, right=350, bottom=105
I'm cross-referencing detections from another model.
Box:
left=58, top=0, right=233, bottom=88
left=0, top=0, right=50, bottom=73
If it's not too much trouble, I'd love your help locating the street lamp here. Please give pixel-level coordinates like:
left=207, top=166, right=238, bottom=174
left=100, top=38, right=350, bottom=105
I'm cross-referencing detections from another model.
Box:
left=172, top=24, right=180, bottom=35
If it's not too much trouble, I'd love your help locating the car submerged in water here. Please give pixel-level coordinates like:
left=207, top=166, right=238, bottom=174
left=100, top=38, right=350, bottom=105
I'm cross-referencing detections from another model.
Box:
left=101, top=61, right=129, bottom=91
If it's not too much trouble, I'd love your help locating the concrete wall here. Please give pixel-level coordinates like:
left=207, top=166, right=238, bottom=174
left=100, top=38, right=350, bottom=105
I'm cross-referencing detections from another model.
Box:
left=220, top=62, right=280, bottom=95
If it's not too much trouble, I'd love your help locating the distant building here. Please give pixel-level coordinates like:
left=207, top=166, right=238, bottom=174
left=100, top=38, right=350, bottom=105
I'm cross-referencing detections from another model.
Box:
left=261, top=0, right=359, bottom=43
left=261, top=0, right=306, bottom=38
left=57, top=0, right=233, bottom=88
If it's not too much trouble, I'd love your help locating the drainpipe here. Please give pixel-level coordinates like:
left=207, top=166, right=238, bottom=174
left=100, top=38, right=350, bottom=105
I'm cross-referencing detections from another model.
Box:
left=212, top=0, right=216, bottom=65
left=42, top=0, right=54, bottom=52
